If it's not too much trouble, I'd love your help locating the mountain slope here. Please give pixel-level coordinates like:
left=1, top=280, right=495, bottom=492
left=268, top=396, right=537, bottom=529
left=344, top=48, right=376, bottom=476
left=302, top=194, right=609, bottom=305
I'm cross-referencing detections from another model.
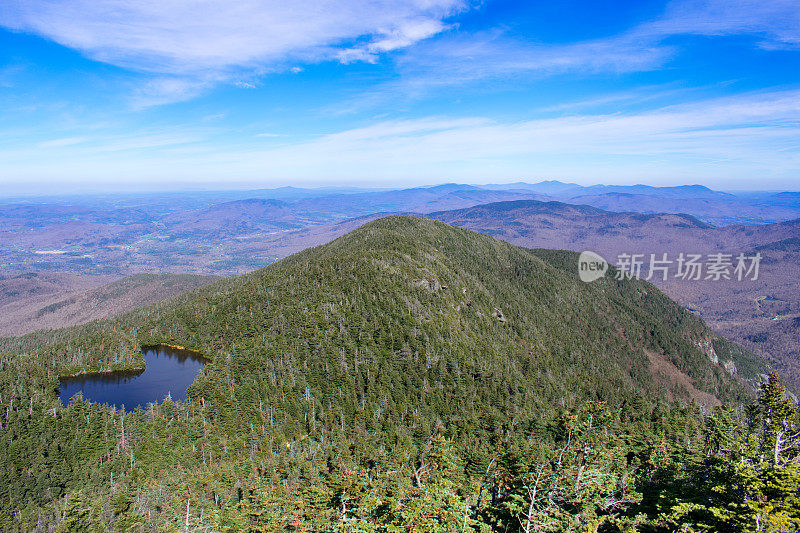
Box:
left=489, top=181, right=800, bottom=224
left=288, top=184, right=547, bottom=220
left=161, top=198, right=320, bottom=237
left=0, top=272, right=220, bottom=336
left=430, top=199, right=713, bottom=258
left=429, top=201, right=800, bottom=389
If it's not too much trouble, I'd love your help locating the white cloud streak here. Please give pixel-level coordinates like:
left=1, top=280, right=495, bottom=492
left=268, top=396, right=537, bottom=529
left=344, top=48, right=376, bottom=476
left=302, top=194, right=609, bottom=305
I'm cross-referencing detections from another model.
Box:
left=649, top=0, right=800, bottom=49
left=1, top=0, right=464, bottom=73
left=392, top=30, right=674, bottom=88
left=1, top=0, right=465, bottom=105
left=238, top=90, right=800, bottom=171
left=2, top=0, right=798, bottom=107
left=5, top=89, right=800, bottom=187
left=36, top=136, right=86, bottom=148
left=338, top=18, right=450, bottom=63
left=378, top=0, right=800, bottom=99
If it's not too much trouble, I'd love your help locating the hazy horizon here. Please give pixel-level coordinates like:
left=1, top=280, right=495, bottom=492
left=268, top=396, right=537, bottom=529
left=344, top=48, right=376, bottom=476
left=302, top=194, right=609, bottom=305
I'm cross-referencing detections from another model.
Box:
left=2, top=179, right=800, bottom=200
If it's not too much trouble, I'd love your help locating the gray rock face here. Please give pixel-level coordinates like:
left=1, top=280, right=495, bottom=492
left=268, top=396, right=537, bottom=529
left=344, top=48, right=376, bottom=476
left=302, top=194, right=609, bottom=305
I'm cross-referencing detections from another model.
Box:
left=412, top=278, right=443, bottom=292
left=696, top=339, right=719, bottom=364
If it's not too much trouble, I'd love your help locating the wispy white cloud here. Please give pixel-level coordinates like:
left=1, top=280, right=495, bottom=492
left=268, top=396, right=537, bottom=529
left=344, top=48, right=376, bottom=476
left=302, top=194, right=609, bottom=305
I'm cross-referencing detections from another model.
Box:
left=5, top=89, right=800, bottom=187
left=4, top=125, right=208, bottom=157
left=130, top=76, right=215, bottom=108
left=0, top=65, right=25, bottom=88
left=1, top=0, right=464, bottom=73
left=37, top=136, right=86, bottom=148
left=338, top=17, right=451, bottom=63
left=324, top=29, right=677, bottom=114
left=242, top=90, right=800, bottom=171
left=392, top=30, right=673, bottom=88
left=647, top=0, right=800, bottom=49
left=358, top=0, right=800, bottom=103
left=88, top=130, right=205, bottom=153
left=538, top=84, right=700, bottom=113
left=3, top=0, right=797, bottom=108
left=1, top=0, right=465, bottom=105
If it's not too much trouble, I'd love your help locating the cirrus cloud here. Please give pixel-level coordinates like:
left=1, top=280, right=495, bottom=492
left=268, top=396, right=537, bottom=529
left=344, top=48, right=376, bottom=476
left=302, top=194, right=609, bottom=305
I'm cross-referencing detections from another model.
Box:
left=7, top=88, right=798, bottom=187
left=1, top=0, right=466, bottom=73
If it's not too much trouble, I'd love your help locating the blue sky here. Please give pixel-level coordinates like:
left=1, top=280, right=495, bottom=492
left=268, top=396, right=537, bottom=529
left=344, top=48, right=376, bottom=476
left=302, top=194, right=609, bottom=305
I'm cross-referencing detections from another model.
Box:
left=1, top=0, right=800, bottom=193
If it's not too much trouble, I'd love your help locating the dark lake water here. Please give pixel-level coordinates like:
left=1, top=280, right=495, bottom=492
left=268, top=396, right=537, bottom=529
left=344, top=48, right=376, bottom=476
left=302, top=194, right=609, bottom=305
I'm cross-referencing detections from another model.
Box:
left=59, top=345, right=206, bottom=410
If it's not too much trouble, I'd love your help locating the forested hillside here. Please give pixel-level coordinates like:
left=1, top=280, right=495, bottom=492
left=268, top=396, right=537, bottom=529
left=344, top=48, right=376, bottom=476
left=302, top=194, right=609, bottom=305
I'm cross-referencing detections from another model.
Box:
left=1, top=217, right=796, bottom=532
left=430, top=200, right=800, bottom=392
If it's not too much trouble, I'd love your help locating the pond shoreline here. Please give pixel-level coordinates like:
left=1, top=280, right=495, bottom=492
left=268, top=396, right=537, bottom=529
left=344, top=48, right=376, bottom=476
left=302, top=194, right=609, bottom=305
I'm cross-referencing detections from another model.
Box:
left=58, top=365, right=145, bottom=379
left=58, top=344, right=208, bottom=409
left=144, top=343, right=210, bottom=362
left=58, top=344, right=208, bottom=379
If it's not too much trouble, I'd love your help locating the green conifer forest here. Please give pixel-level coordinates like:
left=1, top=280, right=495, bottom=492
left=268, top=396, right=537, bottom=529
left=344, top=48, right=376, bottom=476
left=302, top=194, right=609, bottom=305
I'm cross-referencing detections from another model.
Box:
left=1, top=217, right=797, bottom=532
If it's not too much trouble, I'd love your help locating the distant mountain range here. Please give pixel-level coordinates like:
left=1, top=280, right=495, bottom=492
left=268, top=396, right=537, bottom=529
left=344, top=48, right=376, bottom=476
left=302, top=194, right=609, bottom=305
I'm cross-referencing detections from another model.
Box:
left=483, top=181, right=733, bottom=199
left=3, top=181, right=800, bottom=277
left=480, top=181, right=800, bottom=225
